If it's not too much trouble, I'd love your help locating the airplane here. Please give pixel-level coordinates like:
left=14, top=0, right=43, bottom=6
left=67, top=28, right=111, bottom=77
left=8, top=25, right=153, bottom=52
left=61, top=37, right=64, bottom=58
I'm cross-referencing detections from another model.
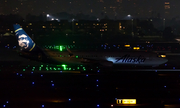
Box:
left=13, top=24, right=168, bottom=67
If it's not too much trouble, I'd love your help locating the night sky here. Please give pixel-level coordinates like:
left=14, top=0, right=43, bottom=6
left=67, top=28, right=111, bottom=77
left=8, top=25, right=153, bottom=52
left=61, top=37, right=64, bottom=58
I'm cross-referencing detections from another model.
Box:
left=1, top=0, right=180, bottom=19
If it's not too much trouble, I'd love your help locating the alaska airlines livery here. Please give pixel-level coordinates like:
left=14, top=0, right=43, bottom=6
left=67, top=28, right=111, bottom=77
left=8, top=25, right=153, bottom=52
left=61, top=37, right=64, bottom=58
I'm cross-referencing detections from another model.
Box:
left=13, top=24, right=168, bottom=67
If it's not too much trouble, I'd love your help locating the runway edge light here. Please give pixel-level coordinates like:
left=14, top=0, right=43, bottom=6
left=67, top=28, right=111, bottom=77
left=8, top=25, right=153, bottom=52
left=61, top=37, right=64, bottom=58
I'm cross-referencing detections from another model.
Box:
left=116, top=99, right=136, bottom=104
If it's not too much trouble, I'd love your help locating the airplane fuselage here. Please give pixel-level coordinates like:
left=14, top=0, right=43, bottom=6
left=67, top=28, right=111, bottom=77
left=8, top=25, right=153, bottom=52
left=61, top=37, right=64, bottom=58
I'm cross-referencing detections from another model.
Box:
left=42, top=49, right=168, bottom=67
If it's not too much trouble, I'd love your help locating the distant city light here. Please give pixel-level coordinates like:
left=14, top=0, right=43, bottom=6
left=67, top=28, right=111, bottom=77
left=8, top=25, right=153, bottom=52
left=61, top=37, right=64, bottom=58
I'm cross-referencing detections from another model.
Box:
left=127, top=14, right=131, bottom=17
left=47, top=14, right=49, bottom=17
left=97, top=18, right=99, bottom=21
left=51, top=18, right=54, bottom=20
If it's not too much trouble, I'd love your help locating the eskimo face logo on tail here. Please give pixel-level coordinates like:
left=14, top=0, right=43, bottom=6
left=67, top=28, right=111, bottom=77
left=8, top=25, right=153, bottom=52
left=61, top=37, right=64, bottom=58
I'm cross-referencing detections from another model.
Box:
left=18, top=34, right=30, bottom=49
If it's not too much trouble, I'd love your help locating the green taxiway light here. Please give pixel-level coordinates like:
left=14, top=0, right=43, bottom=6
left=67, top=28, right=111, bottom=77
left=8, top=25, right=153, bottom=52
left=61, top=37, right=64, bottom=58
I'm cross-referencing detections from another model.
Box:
left=23, top=69, right=25, bottom=71
left=53, top=68, right=57, bottom=70
left=76, top=56, right=78, bottom=58
left=41, top=65, right=43, bottom=67
left=60, top=46, right=63, bottom=51
left=62, top=64, right=67, bottom=70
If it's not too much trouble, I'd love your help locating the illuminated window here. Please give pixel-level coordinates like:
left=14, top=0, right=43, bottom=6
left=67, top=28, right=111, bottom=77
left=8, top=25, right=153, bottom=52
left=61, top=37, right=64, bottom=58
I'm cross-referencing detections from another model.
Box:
left=59, top=24, right=61, bottom=25
left=76, top=23, right=78, bottom=25
left=42, top=26, right=46, bottom=28
left=52, top=29, right=54, bottom=31
left=97, top=23, right=99, bottom=25
left=105, top=29, right=107, bottom=31
left=26, top=26, right=28, bottom=28
left=29, top=23, right=32, bottom=25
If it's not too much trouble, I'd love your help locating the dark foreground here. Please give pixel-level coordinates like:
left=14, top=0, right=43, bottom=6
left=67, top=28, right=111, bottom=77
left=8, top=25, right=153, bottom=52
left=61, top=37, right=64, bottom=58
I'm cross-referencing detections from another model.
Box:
left=1, top=64, right=180, bottom=108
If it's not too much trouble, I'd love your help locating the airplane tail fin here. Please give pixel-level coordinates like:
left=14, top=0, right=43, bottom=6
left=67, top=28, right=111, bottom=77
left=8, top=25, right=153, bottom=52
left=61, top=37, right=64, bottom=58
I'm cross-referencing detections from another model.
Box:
left=13, top=24, right=37, bottom=52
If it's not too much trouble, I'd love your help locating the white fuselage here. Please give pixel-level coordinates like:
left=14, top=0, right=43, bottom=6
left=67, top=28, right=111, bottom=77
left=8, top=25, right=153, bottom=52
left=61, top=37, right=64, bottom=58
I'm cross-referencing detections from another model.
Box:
left=43, top=49, right=168, bottom=67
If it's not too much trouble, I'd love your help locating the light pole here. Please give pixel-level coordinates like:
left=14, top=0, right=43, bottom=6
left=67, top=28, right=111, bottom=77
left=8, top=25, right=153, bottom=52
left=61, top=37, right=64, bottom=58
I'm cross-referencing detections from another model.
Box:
left=72, top=18, right=75, bottom=36
left=46, top=14, right=49, bottom=21
left=163, top=18, right=165, bottom=30
left=127, top=14, right=134, bottom=37
left=132, top=19, right=134, bottom=37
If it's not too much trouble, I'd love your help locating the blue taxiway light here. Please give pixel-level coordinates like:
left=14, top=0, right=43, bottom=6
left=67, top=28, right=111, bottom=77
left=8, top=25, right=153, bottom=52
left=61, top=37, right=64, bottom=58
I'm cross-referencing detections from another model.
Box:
left=31, top=72, right=33, bottom=74
left=20, top=74, right=22, bottom=76
left=16, top=73, right=19, bottom=75
left=155, top=70, right=157, bottom=72
left=96, top=85, right=98, bottom=87
left=97, top=104, right=99, bottom=107
left=69, top=99, right=71, bottom=101
left=3, top=105, right=5, bottom=107
left=6, top=101, right=8, bottom=104
left=115, top=98, right=117, bottom=100
left=86, top=74, right=88, bottom=77
left=32, top=82, right=34, bottom=84
left=96, top=79, right=98, bottom=82
left=41, top=75, right=43, bottom=77
left=173, top=67, right=175, bottom=69
left=42, top=105, right=44, bottom=107
left=52, top=84, right=54, bottom=86
left=60, top=71, right=62, bottom=73
left=165, top=64, right=167, bottom=66
left=51, top=81, right=53, bottom=83
left=97, top=70, right=100, bottom=72
left=164, top=86, right=166, bottom=88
